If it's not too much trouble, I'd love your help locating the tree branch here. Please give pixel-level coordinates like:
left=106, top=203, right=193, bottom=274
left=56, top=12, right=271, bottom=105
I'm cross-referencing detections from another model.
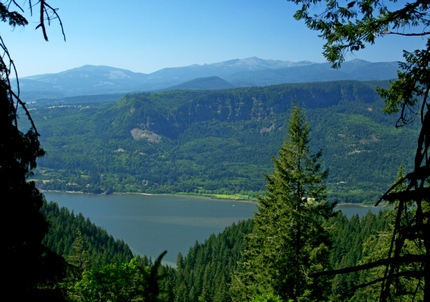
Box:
left=0, top=36, right=40, bottom=135
left=383, top=31, right=430, bottom=37
left=34, top=0, right=66, bottom=42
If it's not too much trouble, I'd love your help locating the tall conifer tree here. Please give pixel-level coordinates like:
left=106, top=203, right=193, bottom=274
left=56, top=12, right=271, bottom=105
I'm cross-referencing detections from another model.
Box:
left=231, top=103, right=336, bottom=301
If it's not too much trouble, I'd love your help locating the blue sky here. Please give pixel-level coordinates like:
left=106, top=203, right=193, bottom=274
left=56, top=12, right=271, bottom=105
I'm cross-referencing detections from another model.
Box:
left=1, top=0, right=426, bottom=77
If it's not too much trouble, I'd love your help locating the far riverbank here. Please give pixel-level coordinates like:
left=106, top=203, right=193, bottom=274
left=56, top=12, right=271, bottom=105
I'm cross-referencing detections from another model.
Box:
left=41, top=189, right=385, bottom=207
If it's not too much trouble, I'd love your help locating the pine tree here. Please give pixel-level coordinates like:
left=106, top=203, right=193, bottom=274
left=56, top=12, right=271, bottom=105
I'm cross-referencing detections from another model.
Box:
left=230, top=103, right=336, bottom=302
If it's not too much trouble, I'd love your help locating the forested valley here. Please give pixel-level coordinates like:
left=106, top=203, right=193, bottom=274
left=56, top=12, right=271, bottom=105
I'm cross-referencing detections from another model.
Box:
left=28, top=80, right=417, bottom=203
left=41, top=196, right=394, bottom=301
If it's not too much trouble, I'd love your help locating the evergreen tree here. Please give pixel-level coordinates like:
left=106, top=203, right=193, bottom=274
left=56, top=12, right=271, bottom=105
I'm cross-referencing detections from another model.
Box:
left=67, top=230, right=90, bottom=271
left=230, top=103, right=336, bottom=301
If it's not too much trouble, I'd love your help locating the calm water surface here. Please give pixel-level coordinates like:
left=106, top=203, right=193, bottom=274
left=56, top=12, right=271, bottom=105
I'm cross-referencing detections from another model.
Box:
left=43, top=192, right=382, bottom=265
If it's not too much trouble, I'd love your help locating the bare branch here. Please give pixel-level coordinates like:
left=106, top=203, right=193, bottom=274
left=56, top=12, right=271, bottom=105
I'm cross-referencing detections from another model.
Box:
left=383, top=31, right=430, bottom=37
left=44, top=2, right=66, bottom=41
left=0, top=36, right=40, bottom=135
left=36, top=0, right=48, bottom=41
left=34, top=0, right=66, bottom=42
left=7, top=1, right=24, bottom=12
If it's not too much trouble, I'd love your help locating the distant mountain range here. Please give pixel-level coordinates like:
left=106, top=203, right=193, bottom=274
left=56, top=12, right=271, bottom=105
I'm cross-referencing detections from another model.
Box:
left=18, top=57, right=399, bottom=101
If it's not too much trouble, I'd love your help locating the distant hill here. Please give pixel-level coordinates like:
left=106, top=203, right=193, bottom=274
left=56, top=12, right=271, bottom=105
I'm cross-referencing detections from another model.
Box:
left=163, top=76, right=236, bottom=91
left=18, top=57, right=399, bottom=101
left=19, top=65, right=148, bottom=100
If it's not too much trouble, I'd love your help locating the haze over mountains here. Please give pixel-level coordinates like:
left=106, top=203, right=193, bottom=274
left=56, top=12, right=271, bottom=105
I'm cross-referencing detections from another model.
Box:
left=19, top=57, right=399, bottom=101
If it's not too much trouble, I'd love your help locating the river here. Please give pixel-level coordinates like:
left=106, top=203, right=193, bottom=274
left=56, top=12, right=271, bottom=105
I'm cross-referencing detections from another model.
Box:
left=43, top=192, right=382, bottom=265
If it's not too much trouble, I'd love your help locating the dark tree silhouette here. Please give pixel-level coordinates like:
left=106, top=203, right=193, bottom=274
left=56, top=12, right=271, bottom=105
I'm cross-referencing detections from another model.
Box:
left=0, top=1, right=66, bottom=299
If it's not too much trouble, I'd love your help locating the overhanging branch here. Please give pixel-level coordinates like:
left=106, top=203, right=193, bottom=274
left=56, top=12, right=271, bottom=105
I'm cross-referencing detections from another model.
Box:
left=383, top=31, right=430, bottom=37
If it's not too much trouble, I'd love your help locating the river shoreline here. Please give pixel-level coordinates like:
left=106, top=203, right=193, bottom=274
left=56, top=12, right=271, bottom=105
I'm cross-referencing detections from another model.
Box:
left=41, top=189, right=386, bottom=209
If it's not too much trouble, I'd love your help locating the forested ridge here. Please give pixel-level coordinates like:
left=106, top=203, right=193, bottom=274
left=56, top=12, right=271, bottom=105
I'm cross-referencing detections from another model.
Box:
left=28, top=80, right=417, bottom=203
left=41, top=201, right=134, bottom=267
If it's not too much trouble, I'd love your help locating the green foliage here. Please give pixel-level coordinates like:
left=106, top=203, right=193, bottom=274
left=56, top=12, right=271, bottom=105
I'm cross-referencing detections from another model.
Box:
left=378, top=40, right=430, bottom=122
left=326, top=211, right=390, bottom=300
left=72, top=258, right=143, bottom=301
left=230, top=104, right=336, bottom=301
left=71, top=254, right=168, bottom=302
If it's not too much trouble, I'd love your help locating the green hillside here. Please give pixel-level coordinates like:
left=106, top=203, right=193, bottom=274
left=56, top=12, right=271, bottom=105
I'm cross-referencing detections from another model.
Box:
left=28, top=80, right=417, bottom=203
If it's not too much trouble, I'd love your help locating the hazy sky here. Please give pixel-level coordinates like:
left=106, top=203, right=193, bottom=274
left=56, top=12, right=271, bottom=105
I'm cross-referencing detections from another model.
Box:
left=1, top=0, right=426, bottom=77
